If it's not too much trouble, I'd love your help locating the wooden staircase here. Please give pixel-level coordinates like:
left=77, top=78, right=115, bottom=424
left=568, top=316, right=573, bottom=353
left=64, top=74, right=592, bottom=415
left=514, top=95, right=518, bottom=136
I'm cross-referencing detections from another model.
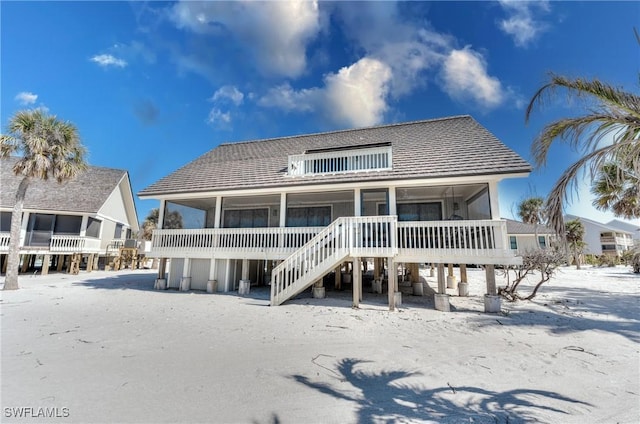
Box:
left=270, top=216, right=397, bottom=306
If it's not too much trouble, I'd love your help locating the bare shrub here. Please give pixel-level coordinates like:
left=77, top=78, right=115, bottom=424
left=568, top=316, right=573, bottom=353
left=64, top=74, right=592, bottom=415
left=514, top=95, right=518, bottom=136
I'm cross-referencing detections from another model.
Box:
left=498, top=249, right=566, bottom=302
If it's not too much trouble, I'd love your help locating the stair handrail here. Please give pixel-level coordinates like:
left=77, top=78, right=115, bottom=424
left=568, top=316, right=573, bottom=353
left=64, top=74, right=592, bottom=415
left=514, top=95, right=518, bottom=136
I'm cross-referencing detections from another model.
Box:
left=270, top=216, right=399, bottom=305
left=271, top=217, right=349, bottom=304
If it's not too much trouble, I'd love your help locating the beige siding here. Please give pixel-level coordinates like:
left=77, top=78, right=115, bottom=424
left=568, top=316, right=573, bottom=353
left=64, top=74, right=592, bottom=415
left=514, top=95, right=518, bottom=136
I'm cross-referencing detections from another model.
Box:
left=98, top=183, right=130, bottom=225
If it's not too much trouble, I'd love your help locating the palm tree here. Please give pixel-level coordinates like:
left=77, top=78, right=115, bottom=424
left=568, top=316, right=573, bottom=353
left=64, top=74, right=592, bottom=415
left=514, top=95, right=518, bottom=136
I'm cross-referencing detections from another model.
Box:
left=517, top=197, right=545, bottom=247
left=0, top=110, right=86, bottom=290
left=591, top=161, right=640, bottom=219
left=525, top=74, right=640, bottom=237
left=565, top=219, right=586, bottom=270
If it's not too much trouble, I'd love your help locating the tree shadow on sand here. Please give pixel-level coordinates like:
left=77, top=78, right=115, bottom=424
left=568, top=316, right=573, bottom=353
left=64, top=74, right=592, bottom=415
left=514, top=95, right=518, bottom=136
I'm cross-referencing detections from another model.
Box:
left=292, top=358, right=590, bottom=423
left=71, top=271, right=158, bottom=292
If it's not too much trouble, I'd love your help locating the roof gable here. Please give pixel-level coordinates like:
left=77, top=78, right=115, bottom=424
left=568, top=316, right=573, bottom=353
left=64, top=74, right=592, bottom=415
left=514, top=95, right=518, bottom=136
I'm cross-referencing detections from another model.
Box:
left=139, top=115, right=532, bottom=197
left=1, top=157, right=128, bottom=214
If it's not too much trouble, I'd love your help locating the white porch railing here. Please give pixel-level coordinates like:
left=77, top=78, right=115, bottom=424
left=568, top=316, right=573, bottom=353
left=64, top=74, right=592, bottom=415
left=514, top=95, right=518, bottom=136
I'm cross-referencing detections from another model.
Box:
left=151, top=227, right=323, bottom=258
left=396, top=219, right=513, bottom=262
left=0, top=233, right=102, bottom=253
left=0, top=232, right=10, bottom=252
left=288, top=145, right=392, bottom=177
left=50, top=235, right=102, bottom=253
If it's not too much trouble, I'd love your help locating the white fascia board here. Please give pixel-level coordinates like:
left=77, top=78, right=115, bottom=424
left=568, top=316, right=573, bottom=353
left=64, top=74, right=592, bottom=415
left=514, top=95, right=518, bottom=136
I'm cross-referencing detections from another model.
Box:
left=140, top=172, right=530, bottom=201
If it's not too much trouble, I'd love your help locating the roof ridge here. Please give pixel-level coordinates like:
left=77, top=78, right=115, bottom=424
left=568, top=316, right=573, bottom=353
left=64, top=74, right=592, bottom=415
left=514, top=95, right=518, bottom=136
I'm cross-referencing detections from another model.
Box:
left=217, top=115, right=473, bottom=147
left=1, top=156, right=127, bottom=174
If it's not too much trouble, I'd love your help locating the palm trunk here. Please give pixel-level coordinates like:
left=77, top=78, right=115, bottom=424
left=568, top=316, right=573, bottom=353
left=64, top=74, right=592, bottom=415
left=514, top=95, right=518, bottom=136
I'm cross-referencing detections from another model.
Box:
left=3, top=177, right=30, bottom=290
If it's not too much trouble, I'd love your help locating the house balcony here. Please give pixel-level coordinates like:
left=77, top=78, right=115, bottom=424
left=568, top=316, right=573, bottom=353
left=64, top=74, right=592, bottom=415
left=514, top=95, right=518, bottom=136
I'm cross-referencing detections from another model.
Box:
left=149, top=218, right=520, bottom=265
left=0, top=233, right=102, bottom=254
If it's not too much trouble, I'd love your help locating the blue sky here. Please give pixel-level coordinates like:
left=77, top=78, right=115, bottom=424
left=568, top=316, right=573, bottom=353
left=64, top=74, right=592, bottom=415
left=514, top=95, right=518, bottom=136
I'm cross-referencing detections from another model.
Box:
left=2, top=1, right=638, bottom=226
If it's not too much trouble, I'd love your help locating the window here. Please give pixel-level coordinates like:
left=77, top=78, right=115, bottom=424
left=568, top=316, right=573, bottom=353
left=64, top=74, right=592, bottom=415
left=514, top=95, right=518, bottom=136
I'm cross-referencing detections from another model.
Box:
left=286, top=206, right=331, bottom=227
left=86, top=218, right=101, bottom=238
left=114, top=223, right=123, bottom=239
left=0, top=212, right=12, bottom=232
left=54, top=215, right=82, bottom=235
left=164, top=201, right=205, bottom=229
left=223, top=208, right=269, bottom=228
left=538, top=236, right=547, bottom=249
left=397, top=203, right=442, bottom=221
left=510, top=236, right=518, bottom=250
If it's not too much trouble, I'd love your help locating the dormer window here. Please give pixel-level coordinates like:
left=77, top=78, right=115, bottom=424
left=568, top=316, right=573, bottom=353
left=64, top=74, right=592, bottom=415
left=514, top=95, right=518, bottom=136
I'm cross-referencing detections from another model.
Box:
left=288, top=142, right=392, bottom=176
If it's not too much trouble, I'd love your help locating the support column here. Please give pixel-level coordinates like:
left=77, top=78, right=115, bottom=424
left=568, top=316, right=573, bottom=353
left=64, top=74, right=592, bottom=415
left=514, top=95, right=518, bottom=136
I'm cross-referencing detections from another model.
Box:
left=484, top=264, right=501, bottom=313
left=214, top=196, right=222, bottom=229
left=312, top=279, right=325, bottom=299
left=429, top=263, right=435, bottom=278
left=57, top=255, right=65, bottom=272
left=207, top=258, right=218, bottom=293
left=42, top=254, right=51, bottom=275
left=447, top=263, right=457, bottom=289
left=434, top=263, right=450, bottom=311
left=2, top=255, right=8, bottom=273
left=154, top=258, right=167, bottom=290
left=388, top=258, right=399, bottom=311
left=354, top=188, right=361, bottom=216
left=179, top=258, right=191, bottom=291
left=21, top=255, right=30, bottom=273
left=352, top=258, right=361, bottom=308
left=334, top=265, right=342, bottom=290
left=458, top=264, right=469, bottom=296
left=388, top=186, right=397, bottom=216
left=86, top=254, right=94, bottom=272
left=239, top=258, right=250, bottom=295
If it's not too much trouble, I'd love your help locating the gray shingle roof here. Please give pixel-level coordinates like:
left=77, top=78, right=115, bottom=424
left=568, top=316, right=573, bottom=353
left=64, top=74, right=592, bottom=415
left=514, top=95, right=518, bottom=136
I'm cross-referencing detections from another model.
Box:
left=505, top=219, right=555, bottom=235
left=139, top=115, right=532, bottom=197
left=1, top=157, right=127, bottom=213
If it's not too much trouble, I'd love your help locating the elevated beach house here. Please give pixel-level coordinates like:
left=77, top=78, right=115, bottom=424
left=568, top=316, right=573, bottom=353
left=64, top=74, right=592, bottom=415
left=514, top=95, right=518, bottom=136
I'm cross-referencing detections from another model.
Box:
left=505, top=219, right=556, bottom=255
left=1, top=157, right=139, bottom=274
left=139, top=116, right=532, bottom=310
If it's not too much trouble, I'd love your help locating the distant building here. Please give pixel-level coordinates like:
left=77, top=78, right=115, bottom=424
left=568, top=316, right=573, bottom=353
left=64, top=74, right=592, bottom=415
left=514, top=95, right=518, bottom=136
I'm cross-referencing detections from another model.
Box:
left=504, top=219, right=556, bottom=254
left=564, top=214, right=635, bottom=257
left=606, top=219, right=640, bottom=247
left=1, top=157, right=139, bottom=274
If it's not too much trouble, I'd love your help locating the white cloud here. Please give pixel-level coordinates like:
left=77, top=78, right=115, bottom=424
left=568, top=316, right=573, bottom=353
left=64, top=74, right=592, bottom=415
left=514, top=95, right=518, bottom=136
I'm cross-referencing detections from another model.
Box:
left=15, top=91, right=38, bottom=105
left=211, top=85, right=244, bottom=106
left=259, top=57, right=391, bottom=128
left=207, top=108, right=232, bottom=127
left=323, top=58, right=392, bottom=127
left=441, top=47, right=504, bottom=109
left=498, top=0, right=550, bottom=47
left=170, top=1, right=322, bottom=78
left=90, top=54, right=127, bottom=68
left=259, top=83, right=318, bottom=113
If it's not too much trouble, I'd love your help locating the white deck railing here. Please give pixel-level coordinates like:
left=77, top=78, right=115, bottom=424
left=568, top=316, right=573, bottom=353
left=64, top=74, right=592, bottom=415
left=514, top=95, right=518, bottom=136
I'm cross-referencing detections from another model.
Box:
left=0, top=232, right=10, bottom=252
left=0, top=233, right=102, bottom=253
left=151, top=227, right=323, bottom=258
left=149, top=219, right=515, bottom=262
left=396, top=219, right=511, bottom=260
left=50, top=235, right=102, bottom=253
left=288, top=146, right=392, bottom=176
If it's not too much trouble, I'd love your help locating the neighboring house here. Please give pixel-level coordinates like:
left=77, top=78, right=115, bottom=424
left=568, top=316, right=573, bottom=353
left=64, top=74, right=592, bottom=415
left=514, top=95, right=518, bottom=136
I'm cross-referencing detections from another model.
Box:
left=564, top=214, right=635, bottom=257
left=504, top=219, right=556, bottom=254
left=606, top=219, right=640, bottom=248
left=0, top=157, right=139, bottom=273
left=139, top=115, right=532, bottom=308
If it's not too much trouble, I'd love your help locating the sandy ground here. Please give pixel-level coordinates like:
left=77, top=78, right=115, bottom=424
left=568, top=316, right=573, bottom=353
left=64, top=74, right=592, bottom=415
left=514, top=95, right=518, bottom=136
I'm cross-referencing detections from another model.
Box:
left=1, top=265, right=638, bottom=423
